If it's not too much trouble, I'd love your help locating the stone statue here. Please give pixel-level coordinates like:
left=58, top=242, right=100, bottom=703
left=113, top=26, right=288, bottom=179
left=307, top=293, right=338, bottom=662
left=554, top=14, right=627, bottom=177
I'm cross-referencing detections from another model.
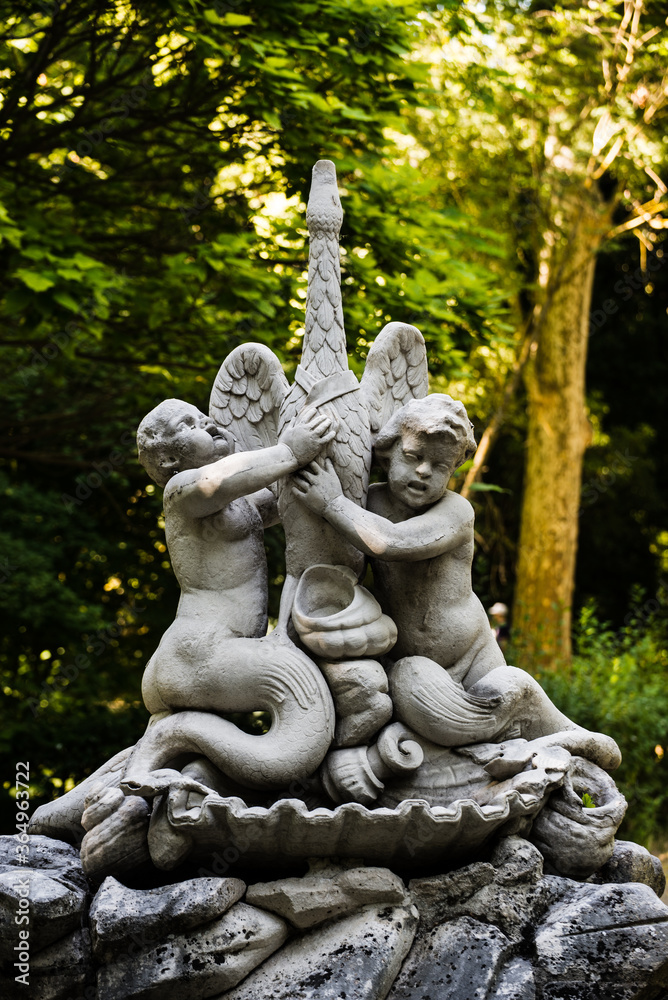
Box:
left=32, top=159, right=624, bottom=858
left=292, top=395, right=620, bottom=771
left=22, top=159, right=668, bottom=1000
left=120, top=400, right=337, bottom=795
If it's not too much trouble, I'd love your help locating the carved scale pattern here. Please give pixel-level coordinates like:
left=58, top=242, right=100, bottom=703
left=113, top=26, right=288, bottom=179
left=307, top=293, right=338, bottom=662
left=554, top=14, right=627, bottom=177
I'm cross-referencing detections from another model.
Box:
left=278, top=162, right=371, bottom=578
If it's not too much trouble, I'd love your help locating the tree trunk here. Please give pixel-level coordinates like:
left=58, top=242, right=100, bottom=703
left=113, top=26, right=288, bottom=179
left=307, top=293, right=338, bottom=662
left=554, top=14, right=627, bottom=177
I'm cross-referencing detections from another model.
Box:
left=512, top=195, right=610, bottom=671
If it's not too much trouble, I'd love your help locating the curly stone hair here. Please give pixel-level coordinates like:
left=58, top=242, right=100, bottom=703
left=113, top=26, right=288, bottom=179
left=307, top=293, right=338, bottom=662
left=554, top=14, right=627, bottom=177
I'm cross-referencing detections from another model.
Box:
left=374, top=394, right=476, bottom=471
left=136, top=399, right=191, bottom=487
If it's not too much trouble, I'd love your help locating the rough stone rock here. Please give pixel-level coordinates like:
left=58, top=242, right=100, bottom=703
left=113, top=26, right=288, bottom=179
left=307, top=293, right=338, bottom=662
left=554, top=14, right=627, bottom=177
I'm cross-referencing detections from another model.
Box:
left=491, top=834, right=546, bottom=884
left=589, top=839, right=667, bottom=897
left=407, top=861, right=497, bottom=929
left=386, top=915, right=513, bottom=1000
left=0, top=834, right=82, bottom=874
left=534, top=881, right=668, bottom=996
left=0, top=866, right=88, bottom=960
left=408, top=839, right=564, bottom=947
left=4, top=928, right=93, bottom=1000
left=219, top=901, right=418, bottom=999
left=245, top=865, right=405, bottom=929
left=90, top=874, right=246, bottom=961
left=487, top=956, right=536, bottom=1000
left=97, top=901, right=287, bottom=1000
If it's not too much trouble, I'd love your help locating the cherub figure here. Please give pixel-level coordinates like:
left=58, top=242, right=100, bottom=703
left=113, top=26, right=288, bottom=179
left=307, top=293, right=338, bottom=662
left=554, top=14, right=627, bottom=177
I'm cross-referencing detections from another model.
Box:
left=119, top=398, right=339, bottom=795
left=293, top=394, right=620, bottom=770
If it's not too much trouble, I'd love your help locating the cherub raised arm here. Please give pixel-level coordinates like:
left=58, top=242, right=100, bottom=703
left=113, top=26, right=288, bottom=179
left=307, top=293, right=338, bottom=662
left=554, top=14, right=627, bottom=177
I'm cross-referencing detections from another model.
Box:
left=120, top=396, right=338, bottom=795
left=293, top=394, right=621, bottom=771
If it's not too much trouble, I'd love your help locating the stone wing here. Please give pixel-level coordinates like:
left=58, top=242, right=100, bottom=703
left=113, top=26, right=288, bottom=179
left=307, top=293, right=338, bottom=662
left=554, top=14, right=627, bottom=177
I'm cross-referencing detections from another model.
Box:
left=360, top=322, right=429, bottom=442
left=209, top=343, right=289, bottom=452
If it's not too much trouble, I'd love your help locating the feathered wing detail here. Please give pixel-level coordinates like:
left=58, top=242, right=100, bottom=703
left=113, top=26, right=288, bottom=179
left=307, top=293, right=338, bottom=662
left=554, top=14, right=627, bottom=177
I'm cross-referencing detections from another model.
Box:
left=209, top=343, right=289, bottom=453
left=360, top=322, right=429, bottom=442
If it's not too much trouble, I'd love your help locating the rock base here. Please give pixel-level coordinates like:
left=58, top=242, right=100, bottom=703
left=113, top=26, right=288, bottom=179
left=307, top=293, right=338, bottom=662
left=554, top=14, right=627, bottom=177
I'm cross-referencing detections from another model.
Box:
left=1, top=834, right=667, bottom=1000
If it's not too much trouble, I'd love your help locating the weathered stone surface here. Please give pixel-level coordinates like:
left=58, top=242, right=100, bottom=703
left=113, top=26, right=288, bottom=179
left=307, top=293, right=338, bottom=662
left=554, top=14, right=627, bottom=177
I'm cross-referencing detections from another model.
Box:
left=590, top=838, right=666, bottom=897
left=386, top=915, right=513, bottom=1000
left=97, top=901, right=286, bottom=1000
left=245, top=865, right=405, bottom=929
left=0, top=867, right=88, bottom=960
left=534, top=881, right=668, bottom=994
left=490, top=834, right=545, bottom=884
left=220, top=902, right=418, bottom=1000
left=0, top=834, right=82, bottom=873
left=408, top=861, right=497, bottom=928
left=530, top=756, right=626, bottom=879
left=4, top=928, right=93, bottom=1000
left=408, top=839, right=563, bottom=947
left=487, top=956, right=535, bottom=1000
left=90, top=874, right=246, bottom=960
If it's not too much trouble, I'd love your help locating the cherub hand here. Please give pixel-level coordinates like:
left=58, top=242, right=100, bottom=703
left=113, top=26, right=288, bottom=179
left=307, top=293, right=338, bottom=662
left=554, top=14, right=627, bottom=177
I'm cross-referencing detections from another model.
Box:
left=280, top=407, right=336, bottom=466
left=292, top=457, right=344, bottom=515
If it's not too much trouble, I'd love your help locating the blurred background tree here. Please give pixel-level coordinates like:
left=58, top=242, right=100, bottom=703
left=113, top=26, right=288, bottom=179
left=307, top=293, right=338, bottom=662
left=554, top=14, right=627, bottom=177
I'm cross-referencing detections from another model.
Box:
left=1, top=0, right=666, bottom=847
left=407, top=0, right=668, bottom=667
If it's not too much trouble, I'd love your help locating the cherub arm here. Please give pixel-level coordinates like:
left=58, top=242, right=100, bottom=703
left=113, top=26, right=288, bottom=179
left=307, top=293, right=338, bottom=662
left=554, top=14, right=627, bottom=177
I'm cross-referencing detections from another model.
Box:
left=167, top=411, right=334, bottom=519
left=247, top=488, right=280, bottom=528
left=293, top=459, right=472, bottom=562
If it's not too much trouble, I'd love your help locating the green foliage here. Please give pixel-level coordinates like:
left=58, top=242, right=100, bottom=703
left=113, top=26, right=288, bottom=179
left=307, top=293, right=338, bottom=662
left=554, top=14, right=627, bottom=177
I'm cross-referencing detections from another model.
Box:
left=537, top=603, right=668, bottom=846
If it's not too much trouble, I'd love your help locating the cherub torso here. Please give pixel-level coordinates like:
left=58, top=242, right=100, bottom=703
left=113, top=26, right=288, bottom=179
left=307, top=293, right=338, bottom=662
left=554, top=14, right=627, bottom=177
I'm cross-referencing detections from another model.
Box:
left=165, top=495, right=269, bottom=639
left=367, top=485, right=496, bottom=683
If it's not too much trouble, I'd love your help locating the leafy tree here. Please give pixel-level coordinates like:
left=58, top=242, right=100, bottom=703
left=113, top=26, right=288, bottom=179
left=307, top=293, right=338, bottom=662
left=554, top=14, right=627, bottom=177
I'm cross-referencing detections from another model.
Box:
left=410, top=0, right=668, bottom=667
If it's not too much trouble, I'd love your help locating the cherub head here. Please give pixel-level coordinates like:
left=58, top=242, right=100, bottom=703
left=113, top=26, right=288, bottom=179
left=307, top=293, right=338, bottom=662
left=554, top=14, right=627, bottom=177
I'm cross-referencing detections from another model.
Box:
left=374, top=394, right=476, bottom=509
left=137, top=399, right=235, bottom=487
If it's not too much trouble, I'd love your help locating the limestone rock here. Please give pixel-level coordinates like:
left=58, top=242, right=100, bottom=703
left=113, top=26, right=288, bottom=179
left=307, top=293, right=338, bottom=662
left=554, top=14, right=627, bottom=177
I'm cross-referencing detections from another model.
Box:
left=534, top=881, right=668, bottom=995
left=3, top=928, right=93, bottom=1000
left=589, top=839, right=666, bottom=897
left=487, top=956, right=536, bottom=1000
left=220, top=901, right=418, bottom=999
left=97, top=901, right=287, bottom=1000
left=409, top=838, right=569, bottom=948
left=0, top=834, right=82, bottom=874
left=408, top=861, right=497, bottom=929
left=0, top=866, right=88, bottom=960
left=490, top=834, right=545, bottom=885
left=245, top=865, right=405, bottom=929
left=387, top=915, right=513, bottom=1000
left=90, top=874, right=246, bottom=960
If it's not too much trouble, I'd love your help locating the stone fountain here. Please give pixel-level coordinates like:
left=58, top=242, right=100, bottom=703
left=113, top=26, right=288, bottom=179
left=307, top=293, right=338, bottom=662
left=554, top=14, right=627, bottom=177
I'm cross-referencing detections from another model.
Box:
left=3, top=161, right=667, bottom=1000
